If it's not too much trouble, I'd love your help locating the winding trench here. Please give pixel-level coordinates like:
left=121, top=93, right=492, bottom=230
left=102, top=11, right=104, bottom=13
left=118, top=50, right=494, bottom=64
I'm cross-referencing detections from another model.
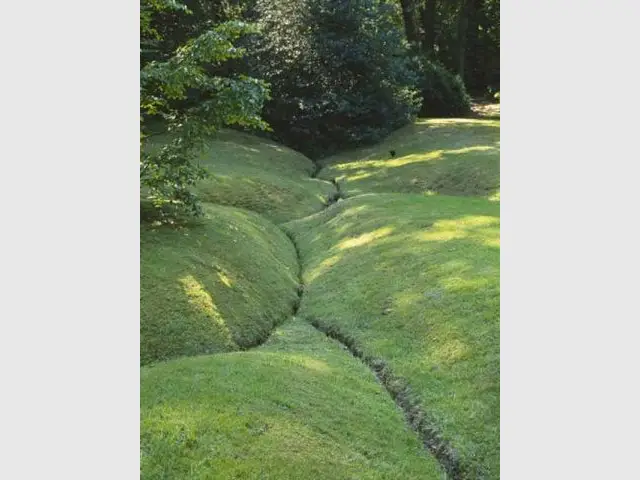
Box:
left=234, top=157, right=477, bottom=478
left=308, top=317, right=468, bottom=480
left=279, top=173, right=470, bottom=479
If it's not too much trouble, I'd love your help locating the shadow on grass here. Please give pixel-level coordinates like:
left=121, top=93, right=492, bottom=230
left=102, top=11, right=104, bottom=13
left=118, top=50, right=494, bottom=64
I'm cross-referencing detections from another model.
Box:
left=285, top=194, right=500, bottom=478
left=319, top=119, right=499, bottom=199
left=141, top=324, right=444, bottom=479
left=140, top=204, right=300, bottom=366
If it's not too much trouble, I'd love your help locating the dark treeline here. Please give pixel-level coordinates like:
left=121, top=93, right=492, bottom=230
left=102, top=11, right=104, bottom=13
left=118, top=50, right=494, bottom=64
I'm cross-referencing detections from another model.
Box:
left=140, top=0, right=499, bottom=216
left=399, top=0, right=499, bottom=94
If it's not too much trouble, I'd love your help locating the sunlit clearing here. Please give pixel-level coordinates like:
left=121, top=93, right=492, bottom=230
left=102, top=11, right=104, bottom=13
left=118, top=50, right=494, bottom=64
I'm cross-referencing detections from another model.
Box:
left=338, top=227, right=394, bottom=250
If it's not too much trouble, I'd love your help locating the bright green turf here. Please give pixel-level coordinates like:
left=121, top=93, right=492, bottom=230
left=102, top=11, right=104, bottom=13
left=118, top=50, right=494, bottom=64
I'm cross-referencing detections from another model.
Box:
left=141, top=203, right=299, bottom=365
left=284, top=194, right=499, bottom=478
left=141, top=120, right=500, bottom=478
left=318, top=119, right=499, bottom=199
left=144, top=129, right=335, bottom=224
left=141, top=321, right=444, bottom=479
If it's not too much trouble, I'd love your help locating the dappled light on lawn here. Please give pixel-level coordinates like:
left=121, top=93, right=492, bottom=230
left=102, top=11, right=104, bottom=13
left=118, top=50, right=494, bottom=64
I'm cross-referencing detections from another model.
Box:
left=147, top=129, right=335, bottom=224
left=337, top=227, right=394, bottom=250
left=414, top=215, right=499, bottom=244
left=306, top=254, right=343, bottom=284
left=179, top=275, right=232, bottom=340
left=141, top=0, right=500, bottom=474
left=141, top=322, right=443, bottom=479
left=140, top=204, right=299, bottom=365
left=142, top=114, right=499, bottom=478
left=286, top=193, right=500, bottom=478
left=320, top=119, right=500, bottom=200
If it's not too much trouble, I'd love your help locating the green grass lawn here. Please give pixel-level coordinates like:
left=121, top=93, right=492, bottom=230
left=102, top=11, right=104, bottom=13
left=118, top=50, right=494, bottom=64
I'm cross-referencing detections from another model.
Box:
left=285, top=194, right=499, bottom=478
left=141, top=203, right=299, bottom=365
left=318, top=119, right=499, bottom=199
left=145, top=129, right=335, bottom=224
left=141, top=321, right=443, bottom=479
left=141, top=118, right=500, bottom=478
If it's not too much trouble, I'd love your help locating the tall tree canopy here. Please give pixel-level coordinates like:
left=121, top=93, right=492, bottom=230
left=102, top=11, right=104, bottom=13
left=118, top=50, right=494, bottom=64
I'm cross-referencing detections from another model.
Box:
left=249, top=0, right=421, bottom=158
left=398, top=0, right=499, bottom=94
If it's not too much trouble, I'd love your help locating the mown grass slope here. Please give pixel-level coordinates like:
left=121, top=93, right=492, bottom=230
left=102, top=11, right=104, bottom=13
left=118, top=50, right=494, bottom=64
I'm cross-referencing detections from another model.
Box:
left=285, top=194, right=499, bottom=478
left=141, top=203, right=299, bottom=365
left=141, top=118, right=500, bottom=478
left=145, top=129, right=334, bottom=224
left=318, top=119, right=499, bottom=199
left=141, top=321, right=444, bottom=479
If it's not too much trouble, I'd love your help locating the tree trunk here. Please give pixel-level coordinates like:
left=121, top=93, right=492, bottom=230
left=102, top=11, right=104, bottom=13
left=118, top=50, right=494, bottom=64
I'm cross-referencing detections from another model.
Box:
left=456, top=0, right=469, bottom=79
left=400, top=0, right=420, bottom=46
left=463, top=0, right=483, bottom=91
left=420, top=0, right=437, bottom=56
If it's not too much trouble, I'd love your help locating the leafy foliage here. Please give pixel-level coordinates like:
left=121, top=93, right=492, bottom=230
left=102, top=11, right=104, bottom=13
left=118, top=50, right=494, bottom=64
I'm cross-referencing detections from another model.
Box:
left=140, top=1, right=269, bottom=216
left=250, top=0, right=421, bottom=159
left=141, top=0, right=249, bottom=64
left=416, top=58, right=471, bottom=117
left=399, top=0, right=500, bottom=94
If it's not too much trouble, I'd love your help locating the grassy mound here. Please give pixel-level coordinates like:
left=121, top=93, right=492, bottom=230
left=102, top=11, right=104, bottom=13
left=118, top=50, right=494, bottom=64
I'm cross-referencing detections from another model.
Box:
left=141, top=321, right=443, bottom=479
left=141, top=203, right=299, bottom=365
left=318, top=119, right=499, bottom=199
left=285, top=194, right=499, bottom=478
left=194, top=130, right=336, bottom=223
left=144, top=129, right=334, bottom=224
left=141, top=118, right=500, bottom=477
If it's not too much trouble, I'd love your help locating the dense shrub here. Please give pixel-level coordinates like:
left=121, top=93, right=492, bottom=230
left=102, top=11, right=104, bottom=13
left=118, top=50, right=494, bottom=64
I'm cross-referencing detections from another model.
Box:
left=417, top=58, right=472, bottom=117
left=250, top=0, right=421, bottom=159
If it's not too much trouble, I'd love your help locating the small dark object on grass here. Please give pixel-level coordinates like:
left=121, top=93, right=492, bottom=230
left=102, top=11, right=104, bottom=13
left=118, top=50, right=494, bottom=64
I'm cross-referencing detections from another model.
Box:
left=389, top=150, right=396, bottom=158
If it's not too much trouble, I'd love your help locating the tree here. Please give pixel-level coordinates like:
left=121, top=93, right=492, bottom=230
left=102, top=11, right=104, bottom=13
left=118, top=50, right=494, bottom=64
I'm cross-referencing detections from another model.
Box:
left=400, top=0, right=421, bottom=46
left=456, top=0, right=469, bottom=79
left=250, top=0, right=420, bottom=158
left=397, top=0, right=499, bottom=95
left=420, top=0, right=437, bottom=56
left=140, top=0, right=269, bottom=217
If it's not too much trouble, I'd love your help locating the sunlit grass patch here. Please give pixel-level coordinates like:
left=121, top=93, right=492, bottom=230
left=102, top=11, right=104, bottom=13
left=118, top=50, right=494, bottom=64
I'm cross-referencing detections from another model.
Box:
left=285, top=193, right=500, bottom=478
left=141, top=321, right=443, bottom=479
left=141, top=117, right=500, bottom=477
left=141, top=203, right=299, bottom=365
left=319, top=119, right=499, bottom=199
left=144, top=129, right=334, bottom=223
